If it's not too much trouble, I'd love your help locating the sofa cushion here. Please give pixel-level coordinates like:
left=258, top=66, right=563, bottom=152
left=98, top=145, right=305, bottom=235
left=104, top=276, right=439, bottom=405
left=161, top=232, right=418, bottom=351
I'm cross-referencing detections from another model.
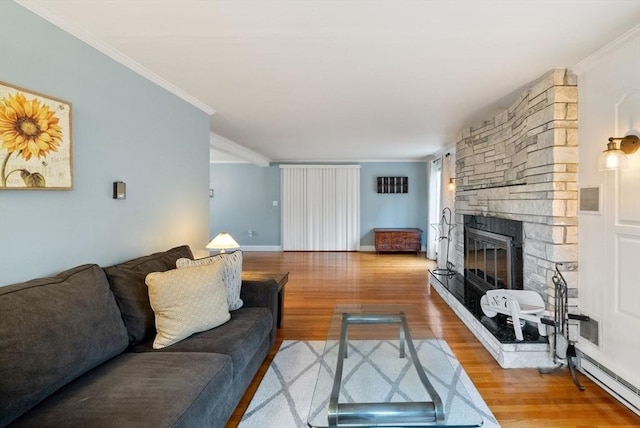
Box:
left=10, top=352, right=233, bottom=428
left=0, top=264, right=129, bottom=427
left=132, top=307, right=272, bottom=377
left=176, top=250, right=243, bottom=310
left=104, top=245, right=193, bottom=345
left=146, top=262, right=231, bottom=349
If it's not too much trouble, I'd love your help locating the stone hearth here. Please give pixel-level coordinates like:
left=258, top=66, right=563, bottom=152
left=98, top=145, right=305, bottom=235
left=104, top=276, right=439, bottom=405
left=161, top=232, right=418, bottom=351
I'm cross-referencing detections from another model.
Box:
left=429, top=271, right=552, bottom=368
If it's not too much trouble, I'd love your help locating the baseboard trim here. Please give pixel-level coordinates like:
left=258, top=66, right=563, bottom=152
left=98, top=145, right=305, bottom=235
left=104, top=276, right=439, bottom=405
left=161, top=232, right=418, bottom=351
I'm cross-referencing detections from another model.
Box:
left=578, top=352, right=640, bottom=416
left=359, top=245, right=426, bottom=252
left=241, top=246, right=283, bottom=252
left=240, top=245, right=423, bottom=252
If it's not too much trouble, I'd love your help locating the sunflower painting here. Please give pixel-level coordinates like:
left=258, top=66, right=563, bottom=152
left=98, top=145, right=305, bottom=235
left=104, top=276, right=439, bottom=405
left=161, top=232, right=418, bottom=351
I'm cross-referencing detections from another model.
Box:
left=0, top=81, right=72, bottom=190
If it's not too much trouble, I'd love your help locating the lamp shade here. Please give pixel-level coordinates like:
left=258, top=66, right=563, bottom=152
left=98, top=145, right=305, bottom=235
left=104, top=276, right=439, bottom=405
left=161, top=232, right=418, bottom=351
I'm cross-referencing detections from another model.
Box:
left=206, top=232, right=240, bottom=253
left=598, top=142, right=628, bottom=171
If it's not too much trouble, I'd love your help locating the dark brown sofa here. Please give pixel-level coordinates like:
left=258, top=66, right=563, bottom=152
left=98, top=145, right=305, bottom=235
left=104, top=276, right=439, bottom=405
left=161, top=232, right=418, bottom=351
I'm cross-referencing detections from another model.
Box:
left=0, top=246, right=278, bottom=427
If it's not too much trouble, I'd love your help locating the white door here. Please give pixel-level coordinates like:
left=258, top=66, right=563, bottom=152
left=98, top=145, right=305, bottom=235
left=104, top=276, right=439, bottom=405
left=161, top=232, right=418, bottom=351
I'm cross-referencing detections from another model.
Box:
left=577, top=33, right=640, bottom=401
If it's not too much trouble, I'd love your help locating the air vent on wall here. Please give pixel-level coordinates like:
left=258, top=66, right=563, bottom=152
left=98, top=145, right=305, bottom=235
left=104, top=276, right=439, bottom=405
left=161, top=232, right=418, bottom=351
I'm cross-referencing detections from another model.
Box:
left=579, top=186, right=601, bottom=214
left=580, top=317, right=599, bottom=347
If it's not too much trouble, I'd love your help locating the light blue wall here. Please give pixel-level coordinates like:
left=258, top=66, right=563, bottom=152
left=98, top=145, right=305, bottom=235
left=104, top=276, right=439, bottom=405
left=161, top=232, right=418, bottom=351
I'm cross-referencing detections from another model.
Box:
left=0, top=2, right=211, bottom=286
left=209, top=164, right=281, bottom=246
left=209, top=162, right=427, bottom=248
left=359, top=162, right=428, bottom=246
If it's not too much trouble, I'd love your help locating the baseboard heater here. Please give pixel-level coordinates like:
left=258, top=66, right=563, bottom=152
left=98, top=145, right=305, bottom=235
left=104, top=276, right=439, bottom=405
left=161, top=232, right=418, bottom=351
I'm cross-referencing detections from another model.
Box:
left=578, top=351, right=640, bottom=416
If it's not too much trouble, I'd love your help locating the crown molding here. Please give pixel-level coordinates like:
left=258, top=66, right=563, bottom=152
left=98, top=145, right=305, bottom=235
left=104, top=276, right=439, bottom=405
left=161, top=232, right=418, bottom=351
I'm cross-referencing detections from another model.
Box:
left=426, top=142, right=457, bottom=162
left=210, top=133, right=270, bottom=167
left=572, top=24, right=640, bottom=75
left=274, top=158, right=429, bottom=163
left=15, top=0, right=216, bottom=116
left=279, top=164, right=361, bottom=169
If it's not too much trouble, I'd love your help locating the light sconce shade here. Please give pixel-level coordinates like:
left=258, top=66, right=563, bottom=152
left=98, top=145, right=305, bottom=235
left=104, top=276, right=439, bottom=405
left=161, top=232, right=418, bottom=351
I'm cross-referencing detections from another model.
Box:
left=598, top=135, right=639, bottom=171
left=448, top=178, right=456, bottom=191
left=206, top=232, right=240, bottom=253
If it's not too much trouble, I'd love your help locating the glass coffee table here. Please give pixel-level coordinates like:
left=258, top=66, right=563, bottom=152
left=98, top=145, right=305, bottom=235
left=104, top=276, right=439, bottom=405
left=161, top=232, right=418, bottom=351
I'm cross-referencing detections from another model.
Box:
left=307, top=304, right=484, bottom=427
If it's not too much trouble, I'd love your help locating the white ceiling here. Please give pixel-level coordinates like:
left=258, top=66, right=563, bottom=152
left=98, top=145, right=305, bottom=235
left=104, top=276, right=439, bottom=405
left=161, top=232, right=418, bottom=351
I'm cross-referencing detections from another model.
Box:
left=16, top=0, right=640, bottom=163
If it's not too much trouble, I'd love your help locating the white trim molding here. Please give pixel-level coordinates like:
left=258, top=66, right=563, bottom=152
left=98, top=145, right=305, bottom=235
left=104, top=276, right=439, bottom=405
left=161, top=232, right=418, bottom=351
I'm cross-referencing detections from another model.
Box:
left=279, top=164, right=362, bottom=169
left=573, top=24, right=640, bottom=75
left=15, top=0, right=216, bottom=115
left=579, top=353, right=640, bottom=416
left=210, top=133, right=270, bottom=167
left=241, top=246, right=282, bottom=252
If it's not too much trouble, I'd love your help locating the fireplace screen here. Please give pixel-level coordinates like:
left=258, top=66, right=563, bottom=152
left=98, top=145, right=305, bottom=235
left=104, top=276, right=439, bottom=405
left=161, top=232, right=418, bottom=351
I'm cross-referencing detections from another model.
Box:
left=465, top=227, right=517, bottom=290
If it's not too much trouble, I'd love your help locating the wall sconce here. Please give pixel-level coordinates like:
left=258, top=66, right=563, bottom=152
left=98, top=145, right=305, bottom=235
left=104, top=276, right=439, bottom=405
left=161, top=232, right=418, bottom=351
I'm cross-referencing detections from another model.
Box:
left=206, top=232, right=240, bottom=253
left=598, top=135, right=639, bottom=171
left=112, top=181, right=126, bottom=199
left=448, top=177, right=456, bottom=191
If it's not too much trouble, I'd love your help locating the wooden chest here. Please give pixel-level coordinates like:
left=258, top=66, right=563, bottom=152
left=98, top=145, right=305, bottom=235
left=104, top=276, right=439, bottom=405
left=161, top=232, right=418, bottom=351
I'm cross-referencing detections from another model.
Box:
left=374, top=228, right=422, bottom=253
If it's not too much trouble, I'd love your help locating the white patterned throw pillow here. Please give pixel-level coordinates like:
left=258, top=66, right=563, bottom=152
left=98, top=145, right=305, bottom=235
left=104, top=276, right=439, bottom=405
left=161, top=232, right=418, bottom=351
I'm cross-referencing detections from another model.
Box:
left=176, top=251, right=243, bottom=311
left=145, top=261, right=230, bottom=349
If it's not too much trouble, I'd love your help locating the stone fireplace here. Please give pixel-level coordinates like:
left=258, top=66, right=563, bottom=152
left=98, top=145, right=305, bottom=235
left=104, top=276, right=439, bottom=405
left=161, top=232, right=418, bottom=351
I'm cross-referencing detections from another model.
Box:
left=430, top=69, right=579, bottom=368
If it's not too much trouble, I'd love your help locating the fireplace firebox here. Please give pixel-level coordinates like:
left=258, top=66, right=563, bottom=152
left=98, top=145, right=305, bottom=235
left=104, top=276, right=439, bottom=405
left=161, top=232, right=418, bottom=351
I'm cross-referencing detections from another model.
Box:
left=464, top=215, right=523, bottom=292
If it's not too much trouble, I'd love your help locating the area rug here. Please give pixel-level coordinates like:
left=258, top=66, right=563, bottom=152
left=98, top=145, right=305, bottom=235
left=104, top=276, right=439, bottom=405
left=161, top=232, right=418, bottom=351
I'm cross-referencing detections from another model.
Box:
left=239, top=340, right=500, bottom=427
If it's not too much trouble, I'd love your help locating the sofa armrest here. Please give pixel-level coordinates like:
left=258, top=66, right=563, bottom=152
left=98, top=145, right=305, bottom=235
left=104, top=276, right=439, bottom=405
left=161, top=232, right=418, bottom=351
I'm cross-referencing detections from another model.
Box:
left=240, top=279, right=278, bottom=344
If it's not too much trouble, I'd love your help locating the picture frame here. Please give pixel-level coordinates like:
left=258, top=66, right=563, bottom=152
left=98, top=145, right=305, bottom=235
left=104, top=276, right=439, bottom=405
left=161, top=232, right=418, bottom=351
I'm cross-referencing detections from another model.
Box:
left=0, top=81, right=73, bottom=190
left=376, top=176, right=408, bottom=194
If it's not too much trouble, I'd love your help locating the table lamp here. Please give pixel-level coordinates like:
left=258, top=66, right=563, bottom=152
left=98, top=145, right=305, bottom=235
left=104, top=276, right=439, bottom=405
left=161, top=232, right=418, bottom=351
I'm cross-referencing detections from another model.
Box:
left=206, top=232, right=240, bottom=253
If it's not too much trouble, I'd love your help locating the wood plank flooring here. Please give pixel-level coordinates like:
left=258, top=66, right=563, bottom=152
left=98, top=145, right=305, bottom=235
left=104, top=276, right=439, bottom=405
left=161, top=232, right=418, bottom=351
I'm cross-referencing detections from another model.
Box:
left=226, top=251, right=640, bottom=427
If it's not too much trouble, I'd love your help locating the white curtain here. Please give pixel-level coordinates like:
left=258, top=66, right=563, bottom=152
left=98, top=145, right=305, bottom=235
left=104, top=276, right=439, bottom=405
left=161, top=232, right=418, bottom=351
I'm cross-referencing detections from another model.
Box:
left=441, top=153, right=457, bottom=269
left=427, top=158, right=442, bottom=260
left=281, top=165, right=360, bottom=251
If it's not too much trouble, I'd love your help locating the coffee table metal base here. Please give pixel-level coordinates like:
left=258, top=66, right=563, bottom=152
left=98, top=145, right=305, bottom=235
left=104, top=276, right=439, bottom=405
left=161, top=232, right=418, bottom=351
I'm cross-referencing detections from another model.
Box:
left=328, top=313, right=444, bottom=427
left=307, top=304, right=484, bottom=428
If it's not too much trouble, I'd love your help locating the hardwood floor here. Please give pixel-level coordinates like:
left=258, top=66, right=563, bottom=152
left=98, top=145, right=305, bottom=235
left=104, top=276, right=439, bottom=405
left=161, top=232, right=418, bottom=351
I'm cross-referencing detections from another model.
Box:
left=227, top=251, right=640, bottom=427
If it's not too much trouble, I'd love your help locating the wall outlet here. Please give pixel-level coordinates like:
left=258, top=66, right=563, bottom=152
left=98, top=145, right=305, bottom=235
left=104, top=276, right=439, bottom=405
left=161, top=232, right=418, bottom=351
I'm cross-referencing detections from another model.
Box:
left=248, top=230, right=253, bottom=237
left=272, top=200, right=278, bottom=206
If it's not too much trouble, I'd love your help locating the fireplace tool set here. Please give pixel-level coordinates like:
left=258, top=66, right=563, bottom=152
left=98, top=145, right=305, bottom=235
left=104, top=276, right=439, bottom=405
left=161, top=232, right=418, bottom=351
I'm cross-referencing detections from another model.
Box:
left=431, top=207, right=455, bottom=275
left=539, top=263, right=589, bottom=391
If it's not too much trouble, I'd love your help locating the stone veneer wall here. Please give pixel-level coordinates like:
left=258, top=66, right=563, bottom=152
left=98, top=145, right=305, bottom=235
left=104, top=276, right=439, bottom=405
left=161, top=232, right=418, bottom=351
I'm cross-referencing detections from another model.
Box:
left=453, top=69, right=579, bottom=312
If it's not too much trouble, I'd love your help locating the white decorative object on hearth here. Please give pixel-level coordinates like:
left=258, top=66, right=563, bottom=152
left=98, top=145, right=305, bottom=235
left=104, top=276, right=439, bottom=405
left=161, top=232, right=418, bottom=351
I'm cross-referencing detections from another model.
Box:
left=480, top=289, right=547, bottom=342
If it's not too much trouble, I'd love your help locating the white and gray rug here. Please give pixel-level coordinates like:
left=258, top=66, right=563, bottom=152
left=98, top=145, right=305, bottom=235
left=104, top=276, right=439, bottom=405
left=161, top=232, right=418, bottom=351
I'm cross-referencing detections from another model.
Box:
left=239, top=340, right=500, bottom=427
